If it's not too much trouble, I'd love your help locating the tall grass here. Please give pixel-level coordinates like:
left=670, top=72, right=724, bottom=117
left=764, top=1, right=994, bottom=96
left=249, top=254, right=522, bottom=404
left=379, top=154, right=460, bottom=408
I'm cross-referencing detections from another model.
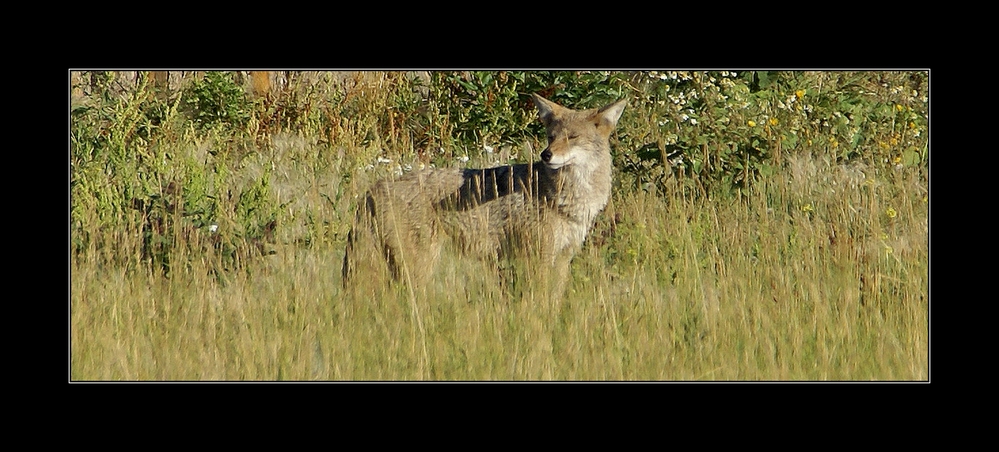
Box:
left=70, top=71, right=928, bottom=381
left=70, top=151, right=927, bottom=381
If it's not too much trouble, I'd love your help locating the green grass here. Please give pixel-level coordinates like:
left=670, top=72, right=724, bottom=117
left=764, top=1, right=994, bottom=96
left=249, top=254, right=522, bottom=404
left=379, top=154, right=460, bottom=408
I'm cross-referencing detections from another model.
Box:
left=70, top=71, right=928, bottom=381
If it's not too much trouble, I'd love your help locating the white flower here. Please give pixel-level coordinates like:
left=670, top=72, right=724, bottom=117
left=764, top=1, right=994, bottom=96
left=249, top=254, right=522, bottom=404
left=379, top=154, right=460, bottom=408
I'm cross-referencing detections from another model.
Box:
left=484, top=145, right=494, bottom=153
left=458, top=155, right=469, bottom=162
left=377, top=156, right=391, bottom=164
left=209, top=224, right=218, bottom=233
left=690, top=118, right=698, bottom=125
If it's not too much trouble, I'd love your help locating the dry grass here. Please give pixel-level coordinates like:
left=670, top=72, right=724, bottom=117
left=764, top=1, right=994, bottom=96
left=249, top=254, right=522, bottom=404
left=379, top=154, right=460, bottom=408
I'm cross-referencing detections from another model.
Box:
left=70, top=146, right=927, bottom=381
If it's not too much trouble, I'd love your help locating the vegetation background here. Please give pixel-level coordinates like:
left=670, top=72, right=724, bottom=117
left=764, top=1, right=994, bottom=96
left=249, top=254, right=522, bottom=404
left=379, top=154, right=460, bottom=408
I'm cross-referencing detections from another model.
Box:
left=70, top=70, right=929, bottom=380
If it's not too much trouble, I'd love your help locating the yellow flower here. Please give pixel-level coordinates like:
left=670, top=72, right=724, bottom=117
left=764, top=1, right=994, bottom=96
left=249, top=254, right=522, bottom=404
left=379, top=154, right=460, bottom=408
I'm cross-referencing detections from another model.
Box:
left=893, top=155, right=902, bottom=164
left=886, top=207, right=897, bottom=218
left=748, top=120, right=757, bottom=127
left=801, top=204, right=813, bottom=212
left=769, top=118, right=779, bottom=126
left=895, top=104, right=905, bottom=112
left=795, top=89, right=805, bottom=99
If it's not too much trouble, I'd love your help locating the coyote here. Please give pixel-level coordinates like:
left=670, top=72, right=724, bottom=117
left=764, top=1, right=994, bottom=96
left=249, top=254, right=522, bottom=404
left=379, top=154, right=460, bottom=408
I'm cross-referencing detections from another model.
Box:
left=342, top=94, right=627, bottom=295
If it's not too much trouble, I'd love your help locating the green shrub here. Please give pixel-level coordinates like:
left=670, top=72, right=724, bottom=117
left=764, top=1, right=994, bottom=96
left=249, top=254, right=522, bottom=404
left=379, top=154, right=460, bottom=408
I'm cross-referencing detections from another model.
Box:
left=184, top=72, right=252, bottom=130
left=72, top=71, right=282, bottom=274
left=414, top=71, right=629, bottom=160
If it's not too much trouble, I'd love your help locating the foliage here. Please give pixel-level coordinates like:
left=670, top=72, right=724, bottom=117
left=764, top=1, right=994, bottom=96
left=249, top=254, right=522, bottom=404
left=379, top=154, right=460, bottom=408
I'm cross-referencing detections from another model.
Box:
left=71, top=71, right=281, bottom=274
left=422, top=71, right=629, bottom=151
left=184, top=72, right=253, bottom=130
left=611, top=71, right=927, bottom=197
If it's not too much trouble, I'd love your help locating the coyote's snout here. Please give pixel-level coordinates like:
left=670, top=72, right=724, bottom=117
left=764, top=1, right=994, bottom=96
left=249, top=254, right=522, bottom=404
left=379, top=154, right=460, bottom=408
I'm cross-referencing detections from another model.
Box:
left=342, top=93, right=627, bottom=295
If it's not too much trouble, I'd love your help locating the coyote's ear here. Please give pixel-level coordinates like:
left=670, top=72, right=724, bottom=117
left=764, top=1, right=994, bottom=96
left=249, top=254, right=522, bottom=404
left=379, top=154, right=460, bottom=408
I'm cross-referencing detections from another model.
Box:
left=595, top=99, right=627, bottom=131
left=532, top=93, right=559, bottom=126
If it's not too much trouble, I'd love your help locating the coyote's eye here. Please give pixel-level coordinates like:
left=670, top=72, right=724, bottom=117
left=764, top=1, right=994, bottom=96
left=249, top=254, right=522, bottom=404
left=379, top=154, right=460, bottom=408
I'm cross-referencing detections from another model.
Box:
left=568, top=134, right=579, bottom=140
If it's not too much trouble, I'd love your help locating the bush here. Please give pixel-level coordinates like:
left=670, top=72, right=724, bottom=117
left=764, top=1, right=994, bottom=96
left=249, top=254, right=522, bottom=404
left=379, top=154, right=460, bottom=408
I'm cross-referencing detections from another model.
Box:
left=184, top=72, right=253, bottom=130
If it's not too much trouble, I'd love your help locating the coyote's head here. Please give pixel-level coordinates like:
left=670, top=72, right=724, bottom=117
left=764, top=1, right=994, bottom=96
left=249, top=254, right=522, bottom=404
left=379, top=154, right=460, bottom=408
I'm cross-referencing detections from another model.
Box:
left=532, top=94, right=627, bottom=171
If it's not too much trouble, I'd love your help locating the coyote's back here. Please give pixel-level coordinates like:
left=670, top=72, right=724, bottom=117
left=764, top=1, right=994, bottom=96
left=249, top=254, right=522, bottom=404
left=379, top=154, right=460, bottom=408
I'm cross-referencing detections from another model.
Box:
left=342, top=94, right=627, bottom=294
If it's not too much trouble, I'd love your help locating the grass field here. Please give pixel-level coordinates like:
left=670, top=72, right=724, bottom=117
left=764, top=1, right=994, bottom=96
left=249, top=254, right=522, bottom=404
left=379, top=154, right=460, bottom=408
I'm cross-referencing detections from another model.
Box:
left=69, top=71, right=929, bottom=381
